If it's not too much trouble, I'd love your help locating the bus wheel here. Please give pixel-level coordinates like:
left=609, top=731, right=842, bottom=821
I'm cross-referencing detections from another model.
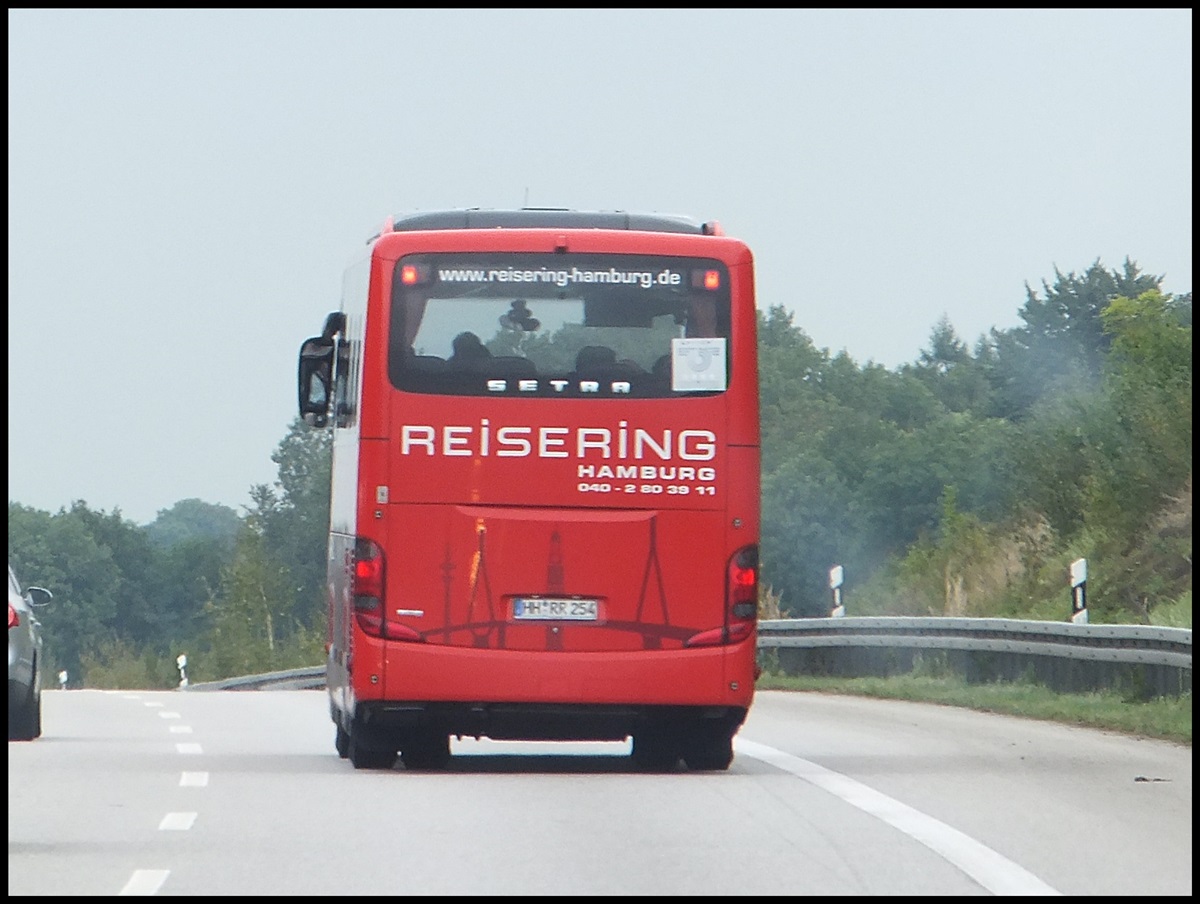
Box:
left=400, top=730, right=451, bottom=770
left=630, top=731, right=680, bottom=772
left=682, top=733, right=734, bottom=771
left=348, top=729, right=396, bottom=770
left=335, top=724, right=350, bottom=759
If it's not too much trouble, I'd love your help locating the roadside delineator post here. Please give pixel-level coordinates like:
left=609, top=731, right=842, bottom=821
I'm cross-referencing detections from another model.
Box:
left=1069, top=558, right=1088, bottom=625
left=829, top=565, right=845, bottom=618
left=176, top=653, right=189, bottom=688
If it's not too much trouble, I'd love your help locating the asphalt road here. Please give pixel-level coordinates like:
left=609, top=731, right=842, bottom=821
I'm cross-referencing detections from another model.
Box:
left=7, top=688, right=1191, bottom=896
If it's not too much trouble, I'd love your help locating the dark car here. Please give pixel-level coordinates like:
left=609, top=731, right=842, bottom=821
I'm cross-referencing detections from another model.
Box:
left=8, top=564, right=52, bottom=741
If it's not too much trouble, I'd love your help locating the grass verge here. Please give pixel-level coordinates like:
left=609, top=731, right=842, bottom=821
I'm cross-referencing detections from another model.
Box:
left=756, top=672, right=1192, bottom=746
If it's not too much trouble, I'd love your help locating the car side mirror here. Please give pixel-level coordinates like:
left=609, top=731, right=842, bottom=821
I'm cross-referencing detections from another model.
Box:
left=26, top=587, right=52, bottom=607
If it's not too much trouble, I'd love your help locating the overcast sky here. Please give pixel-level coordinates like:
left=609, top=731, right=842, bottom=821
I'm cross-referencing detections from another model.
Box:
left=8, top=9, right=1192, bottom=526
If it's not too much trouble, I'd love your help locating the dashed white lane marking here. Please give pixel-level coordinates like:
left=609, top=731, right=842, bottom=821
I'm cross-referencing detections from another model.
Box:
left=735, top=738, right=1062, bottom=896
left=157, top=711, right=181, bottom=719
left=168, top=725, right=193, bottom=734
left=180, top=771, right=209, bottom=787
left=175, top=742, right=203, bottom=755
left=119, top=870, right=169, bottom=895
left=143, top=701, right=164, bottom=708
left=158, top=812, right=197, bottom=831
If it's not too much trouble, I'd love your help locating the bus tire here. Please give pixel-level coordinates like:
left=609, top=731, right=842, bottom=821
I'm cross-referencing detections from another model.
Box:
left=400, top=730, right=452, bottom=770
left=630, top=731, right=680, bottom=772
left=682, top=733, right=734, bottom=771
left=348, top=727, right=396, bottom=770
left=335, top=724, right=350, bottom=759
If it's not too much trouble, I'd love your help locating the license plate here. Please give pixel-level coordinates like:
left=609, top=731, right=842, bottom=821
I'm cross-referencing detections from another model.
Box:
left=512, top=597, right=599, bottom=621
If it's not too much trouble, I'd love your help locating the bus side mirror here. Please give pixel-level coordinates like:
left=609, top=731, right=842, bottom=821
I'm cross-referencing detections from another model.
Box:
left=299, top=336, right=334, bottom=427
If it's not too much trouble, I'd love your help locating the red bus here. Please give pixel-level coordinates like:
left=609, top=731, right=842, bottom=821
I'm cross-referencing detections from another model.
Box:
left=297, top=209, right=760, bottom=771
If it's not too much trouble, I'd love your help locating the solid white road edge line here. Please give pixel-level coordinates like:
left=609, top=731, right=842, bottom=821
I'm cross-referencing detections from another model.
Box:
left=734, top=738, right=1062, bottom=896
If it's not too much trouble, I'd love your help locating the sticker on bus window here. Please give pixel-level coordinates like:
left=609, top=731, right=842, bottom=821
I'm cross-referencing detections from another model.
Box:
left=671, top=338, right=727, bottom=392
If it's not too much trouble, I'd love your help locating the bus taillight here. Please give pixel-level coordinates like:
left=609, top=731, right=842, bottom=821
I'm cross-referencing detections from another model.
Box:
left=353, top=537, right=385, bottom=600
left=728, top=545, right=758, bottom=619
left=353, top=537, right=385, bottom=636
left=684, top=545, right=758, bottom=648
left=352, top=538, right=424, bottom=642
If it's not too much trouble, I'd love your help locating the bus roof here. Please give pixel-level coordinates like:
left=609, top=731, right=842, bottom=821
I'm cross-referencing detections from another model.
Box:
left=371, top=209, right=724, bottom=240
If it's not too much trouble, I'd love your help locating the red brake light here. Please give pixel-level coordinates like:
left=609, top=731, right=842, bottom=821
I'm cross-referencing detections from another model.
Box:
left=683, top=546, right=758, bottom=648
left=351, top=538, right=424, bottom=643
left=352, top=537, right=385, bottom=638
left=353, top=538, right=384, bottom=600
left=728, top=545, right=758, bottom=615
left=8, top=603, right=18, bottom=629
left=400, top=262, right=432, bottom=285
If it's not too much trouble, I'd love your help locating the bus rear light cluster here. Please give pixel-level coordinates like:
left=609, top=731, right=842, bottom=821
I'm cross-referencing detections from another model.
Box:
left=684, top=545, right=759, bottom=648
left=353, top=537, right=385, bottom=604
left=351, top=538, right=424, bottom=643
left=728, top=545, right=758, bottom=618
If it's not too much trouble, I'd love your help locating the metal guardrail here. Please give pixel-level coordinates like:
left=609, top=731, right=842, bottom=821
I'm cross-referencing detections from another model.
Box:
left=758, top=617, right=1192, bottom=698
left=758, top=617, right=1191, bottom=666
left=181, top=666, right=325, bottom=692
left=182, top=618, right=1192, bottom=698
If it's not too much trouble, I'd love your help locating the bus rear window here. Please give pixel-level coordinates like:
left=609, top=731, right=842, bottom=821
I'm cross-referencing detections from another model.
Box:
left=388, top=253, right=731, bottom=398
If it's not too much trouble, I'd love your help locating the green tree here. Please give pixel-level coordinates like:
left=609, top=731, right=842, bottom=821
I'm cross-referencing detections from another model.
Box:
left=986, top=259, right=1162, bottom=419
left=192, top=419, right=331, bottom=680
left=145, top=498, right=242, bottom=549
left=143, top=536, right=229, bottom=652
left=64, top=502, right=159, bottom=649
left=257, top=418, right=333, bottom=633
left=199, top=517, right=294, bottom=679
left=878, top=369, right=943, bottom=432
left=757, top=305, right=837, bottom=474
left=1008, top=392, right=1102, bottom=538
left=760, top=451, right=861, bottom=617
left=905, top=316, right=993, bottom=415
left=1095, top=289, right=1192, bottom=526
left=7, top=502, right=123, bottom=681
left=918, top=315, right=971, bottom=374
left=846, top=412, right=1013, bottom=559
left=1079, top=289, right=1194, bottom=618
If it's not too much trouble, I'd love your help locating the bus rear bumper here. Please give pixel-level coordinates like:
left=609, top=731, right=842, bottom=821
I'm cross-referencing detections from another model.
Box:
left=342, top=640, right=756, bottom=742
left=356, top=699, right=749, bottom=744
left=372, top=638, right=755, bottom=704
